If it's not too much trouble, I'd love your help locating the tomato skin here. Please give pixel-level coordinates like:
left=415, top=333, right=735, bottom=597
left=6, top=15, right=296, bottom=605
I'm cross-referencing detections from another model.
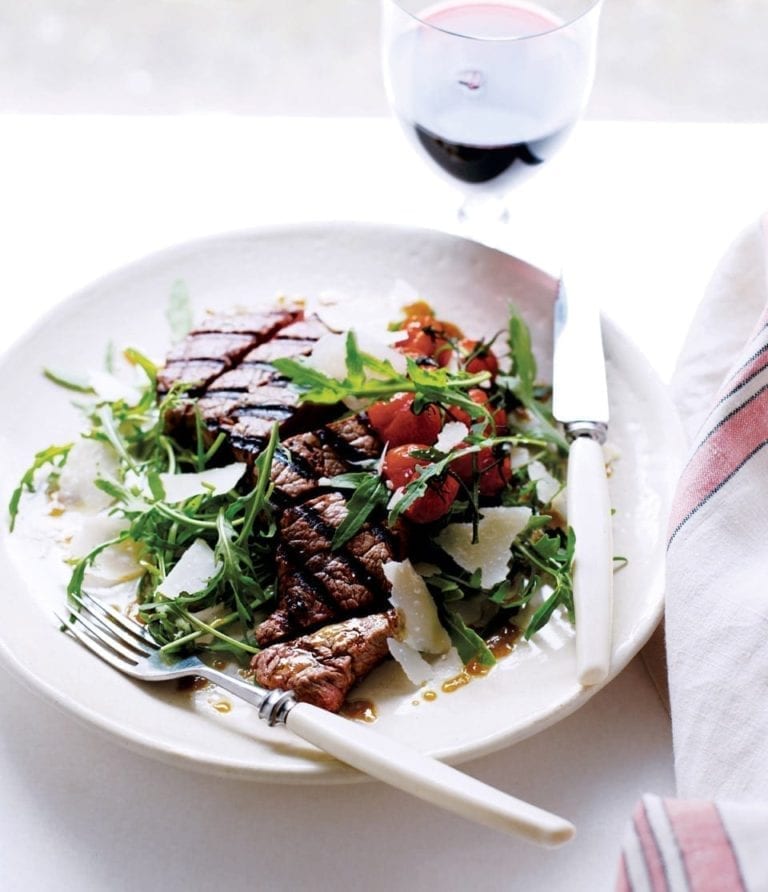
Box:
left=446, top=389, right=507, bottom=433
left=395, top=315, right=461, bottom=368
left=451, top=447, right=512, bottom=497
left=460, top=338, right=500, bottom=379
left=383, top=444, right=460, bottom=524
left=367, top=393, right=442, bottom=446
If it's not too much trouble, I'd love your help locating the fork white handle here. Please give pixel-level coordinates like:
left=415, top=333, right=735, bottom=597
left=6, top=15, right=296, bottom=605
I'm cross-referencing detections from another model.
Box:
left=188, top=667, right=573, bottom=843
left=567, top=435, right=614, bottom=686
left=285, top=702, right=575, bottom=846
left=59, top=594, right=575, bottom=847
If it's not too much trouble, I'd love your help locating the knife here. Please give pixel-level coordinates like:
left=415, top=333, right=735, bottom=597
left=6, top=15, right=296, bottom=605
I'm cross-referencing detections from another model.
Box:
left=552, top=274, right=613, bottom=686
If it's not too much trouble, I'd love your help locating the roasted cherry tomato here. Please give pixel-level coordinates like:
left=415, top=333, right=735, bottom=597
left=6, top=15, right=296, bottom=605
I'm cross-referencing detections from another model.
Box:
left=395, top=313, right=462, bottom=368
left=459, top=338, right=500, bottom=379
left=383, top=444, right=460, bottom=524
left=367, top=393, right=442, bottom=447
left=446, top=388, right=507, bottom=433
left=451, top=447, right=512, bottom=497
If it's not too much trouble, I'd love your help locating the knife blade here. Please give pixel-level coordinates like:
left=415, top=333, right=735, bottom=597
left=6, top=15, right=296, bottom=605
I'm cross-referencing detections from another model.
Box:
left=552, top=274, right=613, bottom=686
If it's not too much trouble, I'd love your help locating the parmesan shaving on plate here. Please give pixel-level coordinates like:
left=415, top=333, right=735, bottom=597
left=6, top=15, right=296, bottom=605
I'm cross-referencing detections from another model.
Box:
left=87, top=370, right=143, bottom=406
left=528, top=460, right=568, bottom=519
left=436, top=506, right=532, bottom=588
left=305, top=329, right=408, bottom=389
left=384, top=559, right=451, bottom=654
left=508, top=447, right=531, bottom=470
left=56, top=439, right=120, bottom=513
left=384, top=558, right=466, bottom=687
left=157, top=538, right=220, bottom=599
left=434, top=421, right=469, bottom=454
left=528, top=460, right=561, bottom=505
left=68, top=515, right=143, bottom=585
left=387, top=639, right=433, bottom=686
left=157, top=462, right=247, bottom=504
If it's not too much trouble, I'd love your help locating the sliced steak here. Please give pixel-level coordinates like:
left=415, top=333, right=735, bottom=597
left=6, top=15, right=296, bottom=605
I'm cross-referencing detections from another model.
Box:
left=196, top=314, right=336, bottom=461
left=157, top=308, right=298, bottom=396
left=256, top=491, right=403, bottom=646
left=270, top=414, right=381, bottom=501
left=251, top=610, right=398, bottom=712
left=160, top=311, right=338, bottom=461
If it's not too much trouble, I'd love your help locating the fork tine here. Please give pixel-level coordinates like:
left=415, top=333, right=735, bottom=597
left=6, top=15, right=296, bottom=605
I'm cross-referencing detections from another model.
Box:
left=61, top=604, right=145, bottom=663
left=79, top=590, right=159, bottom=649
left=69, top=593, right=152, bottom=657
left=55, top=611, right=139, bottom=671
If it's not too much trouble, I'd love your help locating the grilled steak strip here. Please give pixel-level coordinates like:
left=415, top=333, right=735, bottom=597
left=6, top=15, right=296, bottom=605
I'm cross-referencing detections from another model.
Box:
left=256, top=491, right=403, bottom=646
left=159, top=310, right=340, bottom=461
left=251, top=610, right=398, bottom=712
left=157, top=308, right=298, bottom=396
left=196, top=315, right=336, bottom=461
left=270, top=414, right=381, bottom=502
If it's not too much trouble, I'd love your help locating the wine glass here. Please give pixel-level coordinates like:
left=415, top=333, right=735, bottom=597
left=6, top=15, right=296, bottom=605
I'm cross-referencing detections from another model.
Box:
left=381, top=0, right=603, bottom=224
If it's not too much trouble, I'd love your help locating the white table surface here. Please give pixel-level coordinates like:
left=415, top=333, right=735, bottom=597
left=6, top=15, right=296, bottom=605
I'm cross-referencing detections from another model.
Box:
left=1, top=115, right=767, bottom=892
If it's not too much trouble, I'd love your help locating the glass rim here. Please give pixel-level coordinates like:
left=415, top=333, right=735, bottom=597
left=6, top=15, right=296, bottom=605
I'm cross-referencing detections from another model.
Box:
left=385, top=0, right=604, bottom=42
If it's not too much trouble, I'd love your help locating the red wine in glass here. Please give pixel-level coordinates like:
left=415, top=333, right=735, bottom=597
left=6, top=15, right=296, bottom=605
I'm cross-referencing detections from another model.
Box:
left=382, top=0, right=602, bottom=214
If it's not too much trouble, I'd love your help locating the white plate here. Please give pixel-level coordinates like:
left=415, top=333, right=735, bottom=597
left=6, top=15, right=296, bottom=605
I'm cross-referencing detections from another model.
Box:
left=0, top=222, right=684, bottom=782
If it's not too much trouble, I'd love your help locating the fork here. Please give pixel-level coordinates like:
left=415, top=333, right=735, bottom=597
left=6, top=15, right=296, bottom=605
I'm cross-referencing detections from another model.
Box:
left=57, top=592, right=575, bottom=846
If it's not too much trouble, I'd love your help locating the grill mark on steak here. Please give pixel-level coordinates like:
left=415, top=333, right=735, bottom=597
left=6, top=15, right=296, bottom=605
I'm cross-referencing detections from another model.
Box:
left=251, top=611, right=398, bottom=712
left=165, top=332, right=255, bottom=363
left=161, top=311, right=338, bottom=460
left=293, top=502, right=392, bottom=603
left=157, top=309, right=297, bottom=396
left=207, top=362, right=278, bottom=393
left=256, top=492, right=401, bottom=646
left=269, top=414, right=382, bottom=503
left=316, top=426, right=375, bottom=464
left=266, top=542, right=348, bottom=636
left=243, top=338, right=318, bottom=363
left=196, top=315, right=333, bottom=453
left=275, top=316, right=333, bottom=341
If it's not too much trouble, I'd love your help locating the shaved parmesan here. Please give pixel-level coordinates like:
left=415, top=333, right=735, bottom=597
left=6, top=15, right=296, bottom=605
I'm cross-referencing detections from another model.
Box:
left=384, top=559, right=451, bottom=654
left=69, top=515, right=128, bottom=558
left=388, top=640, right=465, bottom=687
left=88, top=370, right=142, bottom=405
left=304, top=332, right=348, bottom=381
left=429, top=646, right=465, bottom=680
left=305, top=328, right=408, bottom=390
left=436, top=506, right=532, bottom=587
left=158, top=463, right=247, bottom=504
left=68, top=515, right=143, bottom=585
left=158, top=538, right=220, bottom=599
left=85, top=542, right=144, bottom=586
left=387, top=639, right=433, bottom=686
left=508, top=447, right=531, bottom=470
left=528, top=460, right=567, bottom=519
left=528, top=460, right=560, bottom=505
left=387, top=486, right=406, bottom=512
left=434, top=421, right=469, bottom=454
left=57, top=439, right=119, bottom=513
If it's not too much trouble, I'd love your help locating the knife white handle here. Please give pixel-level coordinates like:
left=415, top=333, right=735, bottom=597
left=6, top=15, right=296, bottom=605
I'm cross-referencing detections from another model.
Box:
left=286, top=701, right=575, bottom=846
left=567, top=435, right=614, bottom=686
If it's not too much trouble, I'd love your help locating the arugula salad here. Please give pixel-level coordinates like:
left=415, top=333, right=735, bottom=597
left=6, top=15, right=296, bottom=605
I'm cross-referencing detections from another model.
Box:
left=9, top=296, right=575, bottom=703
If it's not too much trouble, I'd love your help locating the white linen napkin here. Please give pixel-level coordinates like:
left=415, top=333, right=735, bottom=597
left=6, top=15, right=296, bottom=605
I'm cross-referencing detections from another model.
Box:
left=617, top=217, right=768, bottom=891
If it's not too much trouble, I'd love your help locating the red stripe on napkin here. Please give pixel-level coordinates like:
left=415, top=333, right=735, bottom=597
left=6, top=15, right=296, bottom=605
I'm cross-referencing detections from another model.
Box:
left=664, top=801, right=745, bottom=892
left=615, top=854, right=632, bottom=892
left=716, top=340, right=768, bottom=403
left=668, top=384, right=768, bottom=540
left=634, top=800, right=670, bottom=891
